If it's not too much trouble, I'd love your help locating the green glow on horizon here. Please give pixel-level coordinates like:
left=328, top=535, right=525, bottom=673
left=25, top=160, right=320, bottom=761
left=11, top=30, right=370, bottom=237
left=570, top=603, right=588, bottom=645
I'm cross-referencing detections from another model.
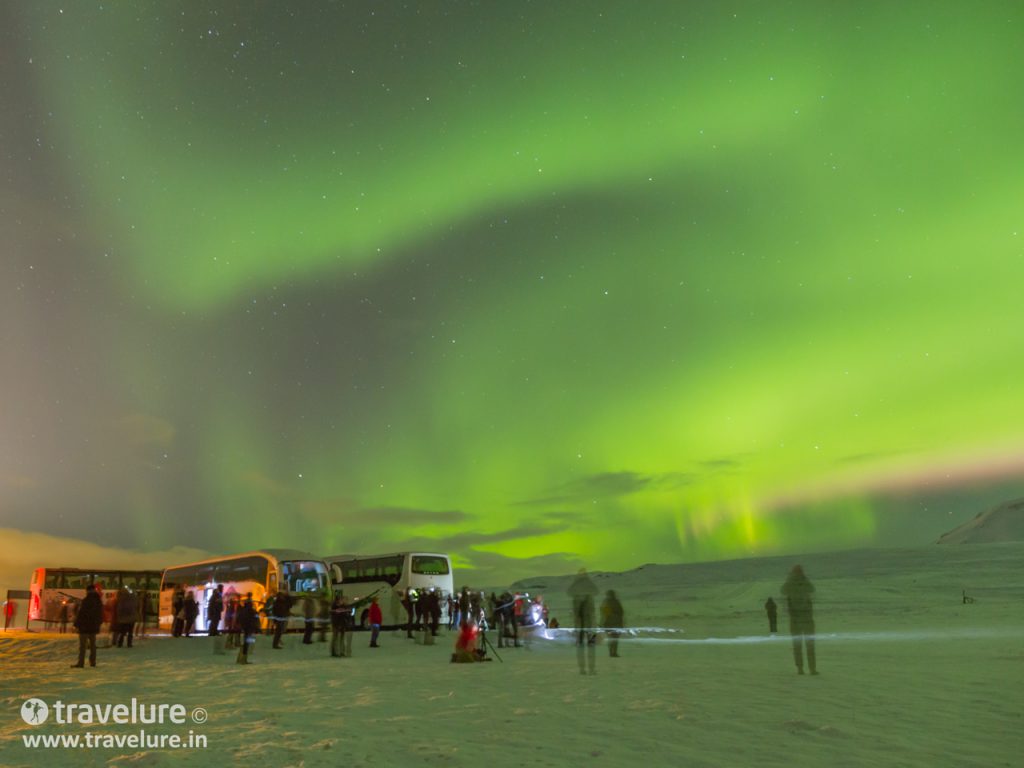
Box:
left=10, top=1, right=1024, bottom=578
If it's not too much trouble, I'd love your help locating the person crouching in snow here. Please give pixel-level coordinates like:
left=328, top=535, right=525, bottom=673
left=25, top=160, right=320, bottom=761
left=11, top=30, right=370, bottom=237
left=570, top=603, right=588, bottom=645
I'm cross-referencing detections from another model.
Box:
left=451, top=620, right=493, bottom=662
left=452, top=620, right=479, bottom=663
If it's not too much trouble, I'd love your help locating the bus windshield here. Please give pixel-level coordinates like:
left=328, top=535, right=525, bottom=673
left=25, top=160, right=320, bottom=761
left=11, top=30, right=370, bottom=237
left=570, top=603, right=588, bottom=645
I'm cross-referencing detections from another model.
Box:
left=282, top=560, right=329, bottom=594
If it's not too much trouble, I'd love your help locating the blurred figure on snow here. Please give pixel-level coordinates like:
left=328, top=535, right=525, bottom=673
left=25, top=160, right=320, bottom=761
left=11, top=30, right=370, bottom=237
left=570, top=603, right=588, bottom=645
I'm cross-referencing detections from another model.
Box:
left=207, top=584, right=224, bottom=637
left=568, top=568, right=598, bottom=675
left=764, top=596, right=778, bottom=634
left=330, top=591, right=354, bottom=658
left=271, top=587, right=292, bottom=649
left=224, top=589, right=240, bottom=649
left=600, top=589, right=624, bottom=658
left=781, top=565, right=817, bottom=675
left=451, top=620, right=491, bottom=663
left=115, top=586, right=138, bottom=648
left=171, top=586, right=185, bottom=637
left=183, top=591, right=199, bottom=637
left=236, top=593, right=261, bottom=665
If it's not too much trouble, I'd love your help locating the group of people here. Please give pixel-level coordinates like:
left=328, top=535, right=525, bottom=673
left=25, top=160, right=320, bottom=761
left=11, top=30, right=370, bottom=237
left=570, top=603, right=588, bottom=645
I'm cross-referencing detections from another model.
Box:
left=68, top=565, right=821, bottom=675
left=65, top=583, right=146, bottom=667
left=567, top=570, right=625, bottom=675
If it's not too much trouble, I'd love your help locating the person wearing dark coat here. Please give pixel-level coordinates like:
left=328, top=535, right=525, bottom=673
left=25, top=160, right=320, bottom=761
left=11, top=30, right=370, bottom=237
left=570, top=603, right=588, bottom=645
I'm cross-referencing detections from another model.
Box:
left=72, top=584, right=103, bottom=668
left=183, top=591, right=199, bottom=637
left=58, top=600, right=70, bottom=634
left=207, top=585, right=224, bottom=636
left=236, top=594, right=261, bottom=664
left=271, top=588, right=292, bottom=649
left=600, top=589, right=625, bottom=658
left=330, top=592, right=353, bottom=658
left=171, top=587, right=185, bottom=637
left=781, top=565, right=817, bottom=675
left=224, top=590, right=240, bottom=649
left=427, top=589, right=442, bottom=636
left=401, top=589, right=416, bottom=639
left=115, top=587, right=138, bottom=648
left=496, top=591, right=519, bottom=648
left=764, top=596, right=778, bottom=633
left=568, top=569, right=598, bottom=675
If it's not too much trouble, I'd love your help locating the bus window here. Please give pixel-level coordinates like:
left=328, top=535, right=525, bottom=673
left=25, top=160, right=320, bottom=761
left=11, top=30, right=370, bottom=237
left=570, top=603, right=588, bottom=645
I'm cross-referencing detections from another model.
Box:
left=218, top=556, right=269, bottom=585
left=63, top=572, right=91, bottom=590
left=121, top=573, right=147, bottom=591
left=93, top=572, right=120, bottom=590
left=381, top=556, right=403, bottom=579
left=411, top=555, right=450, bottom=576
left=44, top=571, right=62, bottom=589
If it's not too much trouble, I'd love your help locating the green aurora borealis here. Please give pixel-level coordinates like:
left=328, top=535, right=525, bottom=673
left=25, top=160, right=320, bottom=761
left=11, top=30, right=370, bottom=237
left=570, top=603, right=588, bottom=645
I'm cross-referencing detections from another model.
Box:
left=3, top=2, right=1024, bottom=581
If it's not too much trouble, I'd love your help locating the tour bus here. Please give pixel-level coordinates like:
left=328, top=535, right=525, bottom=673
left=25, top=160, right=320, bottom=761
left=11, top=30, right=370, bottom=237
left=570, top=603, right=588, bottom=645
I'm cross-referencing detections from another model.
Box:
left=159, top=550, right=331, bottom=633
left=323, top=552, right=453, bottom=628
left=28, top=567, right=162, bottom=630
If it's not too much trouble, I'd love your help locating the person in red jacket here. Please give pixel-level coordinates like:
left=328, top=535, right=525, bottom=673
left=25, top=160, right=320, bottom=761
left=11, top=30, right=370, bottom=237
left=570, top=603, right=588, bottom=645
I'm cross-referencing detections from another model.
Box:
left=452, top=620, right=478, bottom=663
left=367, top=596, right=382, bottom=648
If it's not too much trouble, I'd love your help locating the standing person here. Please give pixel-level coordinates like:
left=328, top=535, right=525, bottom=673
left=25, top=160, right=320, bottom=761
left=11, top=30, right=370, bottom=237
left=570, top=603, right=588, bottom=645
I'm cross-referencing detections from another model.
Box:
left=428, top=588, right=442, bottom=637
left=458, top=587, right=471, bottom=629
left=781, top=565, right=818, bottom=675
left=106, top=590, right=119, bottom=647
left=367, top=596, right=383, bottom=648
left=330, top=592, right=353, bottom=658
left=236, top=593, right=261, bottom=665
left=271, top=587, right=292, bottom=649
left=116, top=587, right=138, bottom=648
left=415, top=589, right=429, bottom=635
left=401, top=589, right=416, bottom=639
left=207, top=585, right=224, bottom=637
left=764, top=596, right=778, bottom=634
left=302, top=594, right=316, bottom=644
left=600, top=589, right=624, bottom=658
left=72, top=584, right=103, bottom=668
left=58, top=600, right=70, bottom=634
left=171, top=587, right=185, bottom=637
left=318, top=589, right=330, bottom=643
left=446, top=594, right=457, bottom=630
left=496, top=591, right=518, bottom=649
left=224, top=590, right=240, bottom=649
left=183, top=591, right=199, bottom=637
left=568, top=569, right=598, bottom=675
left=136, top=589, right=148, bottom=639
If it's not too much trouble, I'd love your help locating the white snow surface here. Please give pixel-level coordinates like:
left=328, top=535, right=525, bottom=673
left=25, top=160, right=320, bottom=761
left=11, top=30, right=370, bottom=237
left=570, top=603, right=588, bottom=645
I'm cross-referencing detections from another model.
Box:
left=2, top=543, right=1022, bottom=767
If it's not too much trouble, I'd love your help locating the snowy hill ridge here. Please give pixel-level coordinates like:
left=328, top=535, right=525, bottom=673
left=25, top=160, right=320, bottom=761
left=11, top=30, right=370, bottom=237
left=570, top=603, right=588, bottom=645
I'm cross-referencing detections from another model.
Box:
left=937, top=497, right=1024, bottom=544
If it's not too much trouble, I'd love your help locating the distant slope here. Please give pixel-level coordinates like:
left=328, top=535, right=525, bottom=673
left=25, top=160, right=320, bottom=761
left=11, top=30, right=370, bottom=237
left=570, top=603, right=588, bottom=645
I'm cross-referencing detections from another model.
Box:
left=937, top=497, right=1024, bottom=544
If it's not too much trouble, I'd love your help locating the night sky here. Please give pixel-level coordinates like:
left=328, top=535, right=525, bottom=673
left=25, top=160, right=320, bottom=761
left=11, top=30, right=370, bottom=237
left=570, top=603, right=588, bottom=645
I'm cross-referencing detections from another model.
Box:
left=3, top=1, right=1024, bottom=584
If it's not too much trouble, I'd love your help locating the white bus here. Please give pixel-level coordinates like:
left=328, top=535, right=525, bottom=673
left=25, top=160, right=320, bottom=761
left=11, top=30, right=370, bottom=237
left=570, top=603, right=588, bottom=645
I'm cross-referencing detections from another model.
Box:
left=28, top=567, right=161, bottom=630
left=323, top=552, right=453, bottom=628
left=159, top=550, right=330, bottom=633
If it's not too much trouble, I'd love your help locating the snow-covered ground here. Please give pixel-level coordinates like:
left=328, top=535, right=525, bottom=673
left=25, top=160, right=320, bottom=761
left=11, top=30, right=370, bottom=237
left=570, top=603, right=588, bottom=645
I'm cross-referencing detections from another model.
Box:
left=2, top=542, right=1022, bottom=767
